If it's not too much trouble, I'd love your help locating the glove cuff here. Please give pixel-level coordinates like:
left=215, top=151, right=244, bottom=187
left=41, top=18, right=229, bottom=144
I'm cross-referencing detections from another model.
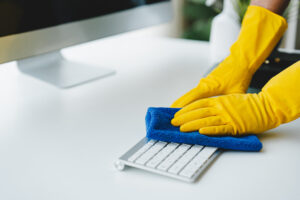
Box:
left=228, top=5, right=288, bottom=75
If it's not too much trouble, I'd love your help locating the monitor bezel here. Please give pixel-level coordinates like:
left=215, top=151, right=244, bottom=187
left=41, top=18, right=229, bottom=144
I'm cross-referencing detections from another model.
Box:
left=0, top=1, right=172, bottom=64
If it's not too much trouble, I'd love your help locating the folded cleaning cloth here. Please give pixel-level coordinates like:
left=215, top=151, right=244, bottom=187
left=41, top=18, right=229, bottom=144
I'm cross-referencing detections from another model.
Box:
left=146, top=107, right=262, bottom=151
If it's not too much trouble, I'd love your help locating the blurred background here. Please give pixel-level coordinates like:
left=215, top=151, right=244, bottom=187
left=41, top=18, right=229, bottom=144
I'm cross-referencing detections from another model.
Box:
left=175, top=0, right=299, bottom=45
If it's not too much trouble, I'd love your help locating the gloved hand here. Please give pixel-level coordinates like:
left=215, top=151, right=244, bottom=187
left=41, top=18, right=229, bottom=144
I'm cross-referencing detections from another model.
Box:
left=171, top=6, right=287, bottom=108
left=171, top=61, right=300, bottom=136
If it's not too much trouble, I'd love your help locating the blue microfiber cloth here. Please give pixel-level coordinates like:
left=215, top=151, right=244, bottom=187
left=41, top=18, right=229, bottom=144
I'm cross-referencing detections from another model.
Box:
left=146, top=107, right=262, bottom=152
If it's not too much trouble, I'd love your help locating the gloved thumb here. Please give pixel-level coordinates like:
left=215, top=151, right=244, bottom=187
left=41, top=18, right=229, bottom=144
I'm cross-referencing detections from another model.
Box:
left=171, top=83, right=214, bottom=108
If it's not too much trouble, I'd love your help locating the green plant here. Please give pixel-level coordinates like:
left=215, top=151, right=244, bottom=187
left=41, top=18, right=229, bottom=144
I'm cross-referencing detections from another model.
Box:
left=234, top=0, right=250, bottom=22
left=182, top=0, right=219, bottom=41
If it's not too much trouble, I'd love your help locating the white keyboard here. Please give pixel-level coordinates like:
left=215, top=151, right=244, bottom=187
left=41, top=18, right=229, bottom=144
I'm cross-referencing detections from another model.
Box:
left=115, top=138, right=220, bottom=182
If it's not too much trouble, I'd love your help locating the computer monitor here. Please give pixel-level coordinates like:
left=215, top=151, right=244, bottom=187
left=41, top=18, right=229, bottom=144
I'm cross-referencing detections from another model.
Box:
left=0, top=0, right=172, bottom=88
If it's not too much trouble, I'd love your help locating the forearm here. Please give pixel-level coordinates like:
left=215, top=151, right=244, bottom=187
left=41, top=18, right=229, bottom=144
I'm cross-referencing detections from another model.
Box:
left=251, top=0, right=290, bottom=15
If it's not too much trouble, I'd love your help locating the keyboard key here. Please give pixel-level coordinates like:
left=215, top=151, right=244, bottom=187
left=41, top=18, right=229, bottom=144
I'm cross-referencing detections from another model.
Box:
left=146, top=143, right=179, bottom=168
left=180, top=147, right=217, bottom=178
left=128, top=140, right=156, bottom=162
left=135, top=141, right=167, bottom=165
left=197, top=146, right=218, bottom=158
left=168, top=145, right=203, bottom=174
left=157, top=144, right=191, bottom=171
left=176, top=145, right=204, bottom=163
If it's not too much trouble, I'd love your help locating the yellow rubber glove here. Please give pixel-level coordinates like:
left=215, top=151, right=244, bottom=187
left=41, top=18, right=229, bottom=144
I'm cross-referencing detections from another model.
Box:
left=171, top=6, right=287, bottom=108
left=171, top=61, right=300, bottom=136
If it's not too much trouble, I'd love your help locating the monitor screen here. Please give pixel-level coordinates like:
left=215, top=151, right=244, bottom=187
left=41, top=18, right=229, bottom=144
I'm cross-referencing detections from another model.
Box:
left=0, top=0, right=168, bottom=37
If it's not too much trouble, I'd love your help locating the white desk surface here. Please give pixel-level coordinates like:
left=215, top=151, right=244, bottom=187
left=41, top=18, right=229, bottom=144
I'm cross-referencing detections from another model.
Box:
left=0, top=29, right=300, bottom=200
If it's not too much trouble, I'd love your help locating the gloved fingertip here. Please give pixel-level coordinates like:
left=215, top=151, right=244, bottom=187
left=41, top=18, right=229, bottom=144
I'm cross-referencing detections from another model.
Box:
left=174, top=112, right=180, bottom=118
left=174, top=110, right=185, bottom=118
left=199, top=128, right=218, bottom=136
left=170, top=118, right=179, bottom=126
left=179, top=125, right=189, bottom=132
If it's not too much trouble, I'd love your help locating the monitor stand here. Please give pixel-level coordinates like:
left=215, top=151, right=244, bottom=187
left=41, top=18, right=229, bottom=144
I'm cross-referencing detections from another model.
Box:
left=17, top=51, right=115, bottom=88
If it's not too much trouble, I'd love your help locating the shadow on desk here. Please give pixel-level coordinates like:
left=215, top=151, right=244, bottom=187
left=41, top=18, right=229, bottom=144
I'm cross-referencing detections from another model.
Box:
left=258, top=124, right=300, bottom=141
left=256, top=124, right=300, bottom=152
left=258, top=131, right=286, bottom=142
